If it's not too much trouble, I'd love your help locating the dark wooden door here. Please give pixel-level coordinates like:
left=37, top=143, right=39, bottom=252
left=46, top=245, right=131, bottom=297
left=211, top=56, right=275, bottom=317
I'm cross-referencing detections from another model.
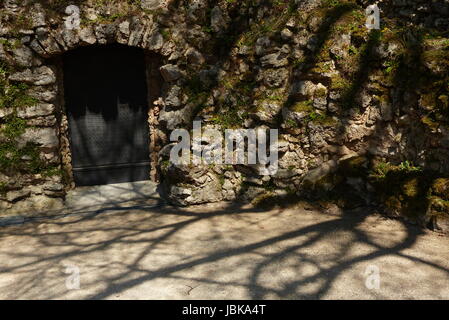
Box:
left=63, top=44, right=150, bottom=186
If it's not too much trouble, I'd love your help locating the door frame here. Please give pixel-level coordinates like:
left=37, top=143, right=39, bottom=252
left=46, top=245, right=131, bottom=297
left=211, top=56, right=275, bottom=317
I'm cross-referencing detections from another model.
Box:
left=53, top=47, right=164, bottom=190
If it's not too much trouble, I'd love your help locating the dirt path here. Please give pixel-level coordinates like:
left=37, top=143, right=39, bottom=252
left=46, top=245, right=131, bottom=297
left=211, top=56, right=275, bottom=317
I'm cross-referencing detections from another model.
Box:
left=0, top=201, right=448, bottom=299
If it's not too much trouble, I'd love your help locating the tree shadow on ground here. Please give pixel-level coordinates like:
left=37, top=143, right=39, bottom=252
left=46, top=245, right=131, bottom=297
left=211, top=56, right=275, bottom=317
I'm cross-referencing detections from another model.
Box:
left=0, top=196, right=448, bottom=299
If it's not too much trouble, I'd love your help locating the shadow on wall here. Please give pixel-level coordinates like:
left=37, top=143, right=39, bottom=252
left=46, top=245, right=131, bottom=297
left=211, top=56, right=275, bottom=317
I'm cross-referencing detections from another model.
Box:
left=201, top=0, right=449, bottom=231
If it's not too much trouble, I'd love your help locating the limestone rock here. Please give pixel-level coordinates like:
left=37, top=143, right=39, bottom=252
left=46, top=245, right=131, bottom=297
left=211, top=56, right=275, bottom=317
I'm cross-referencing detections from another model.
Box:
left=11, top=45, right=35, bottom=67
left=0, top=108, right=14, bottom=119
left=293, top=29, right=309, bottom=47
left=211, top=6, right=228, bottom=33
left=17, top=104, right=54, bottom=119
left=36, top=28, right=62, bottom=56
left=6, top=189, right=30, bottom=202
left=159, top=104, right=193, bottom=130
left=28, top=39, right=47, bottom=57
left=255, top=36, right=271, bottom=56
left=346, top=124, right=375, bottom=142
left=281, top=28, right=293, bottom=41
left=18, top=128, right=59, bottom=149
left=160, top=64, right=182, bottom=82
left=79, top=27, right=97, bottom=45
left=27, top=116, right=57, bottom=127
left=185, top=47, right=205, bottom=65
left=279, top=150, right=305, bottom=171
left=282, top=106, right=309, bottom=123
left=170, top=185, right=192, bottom=198
left=141, top=0, right=164, bottom=10
left=128, top=19, right=147, bottom=47
left=164, top=85, right=182, bottom=109
left=292, top=80, right=316, bottom=97
left=143, top=29, right=164, bottom=50
left=91, top=23, right=116, bottom=45
left=4, top=195, right=63, bottom=215
left=26, top=87, right=57, bottom=103
left=0, top=200, right=12, bottom=214
left=258, top=68, right=289, bottom=88
left=198, top=68, right=219, bottom=87
left=187, top=0, right=208, bottom=22
left=164, top=163, right=224, bottom=205
left=329, top=33, right=351, bottom=60
left=117, top=21, right=130, bottom=44
left=9, top=66, right=56, bottom=86
left=253, top=101, right=282, bottom=124
left=273, top=168, right=300, bottom=179
left=313, top=83, right=328, bottom=111
left=61, top=29, right=80, bottom=49
left=3, top=0, right=19, bottom=12
left=302, top=160, right=338, bottom=190
left=260, top=52, right=289, bottom=68
left=241, top=186, right=267, bottom=202
left=30, top=4, right=46, bottom=28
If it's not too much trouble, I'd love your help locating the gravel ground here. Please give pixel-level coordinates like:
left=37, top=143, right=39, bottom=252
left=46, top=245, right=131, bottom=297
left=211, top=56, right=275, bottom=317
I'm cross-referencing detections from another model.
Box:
left=0, top=201, right=448, bottom=300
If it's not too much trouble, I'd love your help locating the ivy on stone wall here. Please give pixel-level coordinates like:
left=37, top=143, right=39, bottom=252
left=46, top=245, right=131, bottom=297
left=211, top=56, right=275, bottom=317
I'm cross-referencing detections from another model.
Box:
left=0, top=61, right=47, bottom=176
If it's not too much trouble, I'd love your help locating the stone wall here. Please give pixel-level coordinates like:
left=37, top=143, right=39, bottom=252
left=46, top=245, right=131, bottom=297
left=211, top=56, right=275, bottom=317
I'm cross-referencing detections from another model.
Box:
left=1, top=0, right=449, bottom=231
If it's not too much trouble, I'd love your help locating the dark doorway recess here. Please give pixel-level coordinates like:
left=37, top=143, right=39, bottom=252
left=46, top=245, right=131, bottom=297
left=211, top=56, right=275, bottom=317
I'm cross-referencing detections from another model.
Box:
left=63, top=44, right=150, bottom=186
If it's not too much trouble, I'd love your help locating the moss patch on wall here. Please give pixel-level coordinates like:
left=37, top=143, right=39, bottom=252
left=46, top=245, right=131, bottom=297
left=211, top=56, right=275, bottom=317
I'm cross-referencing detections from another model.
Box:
left=0, top=62, right=53, bottom=177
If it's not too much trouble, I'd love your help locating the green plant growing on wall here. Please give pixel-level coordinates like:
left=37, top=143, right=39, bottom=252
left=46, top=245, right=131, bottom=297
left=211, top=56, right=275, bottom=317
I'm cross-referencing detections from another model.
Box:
left=0, top=111, right=44, bottom=175
left=370, top=161, right=421, bottom=180
left=0, top=61, right=38, bottom=110
left=0, top=140, right=44, bottom=174
left=2, top=115, right=26, bottom=140
left=0, top=60, right=49, bottom=176
left=284, top=118, right=298, bottom=128
left=41, top=165, right=64, bottom=178
left=210, top=107, right=247, bottom=129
